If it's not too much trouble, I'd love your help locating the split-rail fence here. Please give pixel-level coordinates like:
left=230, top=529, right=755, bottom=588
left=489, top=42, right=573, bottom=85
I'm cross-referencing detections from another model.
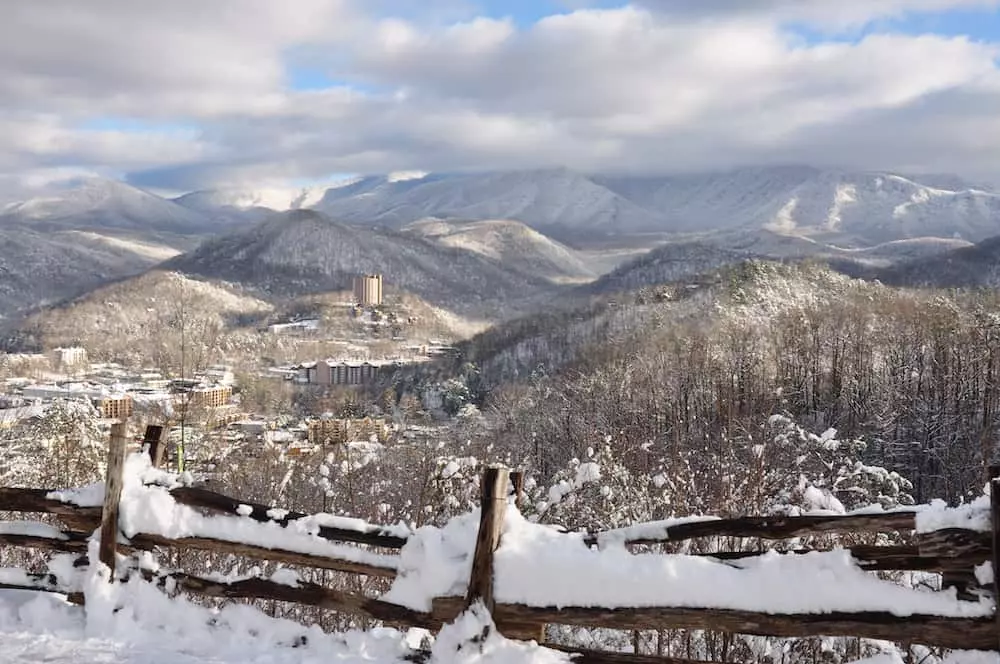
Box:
left=0, top=424, right=998, bottom=664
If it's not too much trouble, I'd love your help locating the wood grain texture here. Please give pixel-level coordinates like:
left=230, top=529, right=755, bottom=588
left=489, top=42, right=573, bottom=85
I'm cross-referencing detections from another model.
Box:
left=465, top=467, right=509, bottom=610
left=130, top=532, right=398, bottom=577
left=587, top=512, right=918, bottom=548
left=98, top=423, right=127, bottom=576
left=432, top=598, right=995, bottom=650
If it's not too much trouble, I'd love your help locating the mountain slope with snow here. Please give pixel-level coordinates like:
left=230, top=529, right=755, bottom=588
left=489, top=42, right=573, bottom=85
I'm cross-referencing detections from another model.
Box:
left=403, top=218, right=597, bottom=283
left=163, top=209, right=558, bottom=319
left=304, top=167, right=1000, bottom=245
left=0, top=177, right=213, bottom=235
left=596, top=167, right=1000, bottom=245
left=876, top=234, right=1000, bottom=289
left=13, top=269, right=273, bottom=358
left=314, top=169, right=664, bottom=232
left=579, top=229, right=969, bottom=297
left=0, top=228, right=180, bottom=320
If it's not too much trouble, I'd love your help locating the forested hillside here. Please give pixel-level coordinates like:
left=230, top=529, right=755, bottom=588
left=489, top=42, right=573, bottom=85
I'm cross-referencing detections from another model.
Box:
left=454, top=262, right=1000, bottom=504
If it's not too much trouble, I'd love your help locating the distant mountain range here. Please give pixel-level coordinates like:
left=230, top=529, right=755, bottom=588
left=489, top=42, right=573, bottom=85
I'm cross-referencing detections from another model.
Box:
left=303, top=166, right=1000, bottom=246
left=173, top=185, right=328, bottom=214
left=3, top=166, right=1000, bottom=324
left=876, top=235, right=1000, bottom=289
left=5, top=166, right=999, bottom=246
left=0, top=177, right=211, bottom=318
left=1, top=177, right=211, bottom=234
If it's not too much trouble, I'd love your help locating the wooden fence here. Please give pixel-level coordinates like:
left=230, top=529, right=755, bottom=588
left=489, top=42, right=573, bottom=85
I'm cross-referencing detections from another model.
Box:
left=0, top=424, right=998, bottom=663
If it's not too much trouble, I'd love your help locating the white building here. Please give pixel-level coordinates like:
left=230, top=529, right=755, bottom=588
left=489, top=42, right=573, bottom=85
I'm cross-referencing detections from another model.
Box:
left=48, top=347, right=88, bottom=372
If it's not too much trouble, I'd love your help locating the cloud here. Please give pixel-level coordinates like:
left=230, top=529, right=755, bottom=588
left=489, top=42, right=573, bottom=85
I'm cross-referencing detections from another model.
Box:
left=0, top=0, right=357, bottom=118
left=632, top=0, right=1000, bottom=28
left=1, top=1, right=1000, bottom=198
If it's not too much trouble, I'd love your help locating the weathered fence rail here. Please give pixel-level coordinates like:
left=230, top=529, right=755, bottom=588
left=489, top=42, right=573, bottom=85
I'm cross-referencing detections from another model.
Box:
left=586, top=511, right=920, bottom=548
left=0, top=487, right=405, bottom=550
left=1, top=424, right=997, bottom=664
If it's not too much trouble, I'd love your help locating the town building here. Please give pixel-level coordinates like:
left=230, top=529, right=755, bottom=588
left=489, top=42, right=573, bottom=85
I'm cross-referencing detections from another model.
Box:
left=307, top=416, right=390, bottom=445
left=294, top=359, right=397, bottom=386
left=198, top=365, right=236, bottom=386
left=174, top=384, right=233, bottom=409
left=48, top=347, right=88, bottom=372
left=267, top=319, right=320, bottom=335
left=352, top=274, right=384, bottom=307
left=18, top=382, right=133, bottom=421
left=96, top=394, right=133, bottom=420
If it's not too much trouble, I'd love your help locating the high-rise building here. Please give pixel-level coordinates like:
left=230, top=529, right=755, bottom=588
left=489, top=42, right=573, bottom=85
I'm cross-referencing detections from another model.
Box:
left=48, top=347, right=88, bottom=372
left=352, top=274, right=383, bottom=306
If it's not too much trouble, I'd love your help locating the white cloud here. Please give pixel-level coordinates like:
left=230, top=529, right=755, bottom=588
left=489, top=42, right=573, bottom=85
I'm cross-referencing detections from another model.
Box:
left=0, top=0, right=361, bottom=118
left=1, top=1, right=1000, bottom=198
left=634, top=0, right=1000, bottom=28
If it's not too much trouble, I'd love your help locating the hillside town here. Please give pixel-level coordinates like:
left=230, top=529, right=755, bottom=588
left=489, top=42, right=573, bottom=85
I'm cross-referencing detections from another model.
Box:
left=0, top=273, right=465, bottom=464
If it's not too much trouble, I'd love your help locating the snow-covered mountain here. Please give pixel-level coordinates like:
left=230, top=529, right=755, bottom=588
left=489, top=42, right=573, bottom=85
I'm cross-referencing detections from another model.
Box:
left=17, top=166, right=998, bottom=248
left=402, top=218, right=597, bottom=283
left=163, top=209, right=558, bottom=319
left=313, top=169, right=663, bottom=232
left=0, top=176, right=212, bottom=234
left=308, top=166, right=1000, bottom=245
left=0, top=227, right=180, bottom=319
left=595, top=167, right=1000, bottom=245
left=877, top=234, right=1000, bottom=289
left=14, top=270, right=274, bottom=359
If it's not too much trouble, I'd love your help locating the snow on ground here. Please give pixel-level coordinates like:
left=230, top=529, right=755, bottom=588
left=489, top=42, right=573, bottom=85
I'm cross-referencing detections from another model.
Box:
left=0, top=585, right=561, bottom=664
left=0, top=586, right=412, bottom=664
left=0, top=520, right=69, bottom=539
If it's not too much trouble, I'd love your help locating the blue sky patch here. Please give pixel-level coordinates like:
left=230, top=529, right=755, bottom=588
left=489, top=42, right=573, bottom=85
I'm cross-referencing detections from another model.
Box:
left=785, top=6, right=1000, bottom=45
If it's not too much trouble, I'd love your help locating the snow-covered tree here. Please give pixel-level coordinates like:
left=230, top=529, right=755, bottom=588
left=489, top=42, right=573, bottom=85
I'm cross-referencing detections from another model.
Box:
left=3, top=399, right=106, bottom=488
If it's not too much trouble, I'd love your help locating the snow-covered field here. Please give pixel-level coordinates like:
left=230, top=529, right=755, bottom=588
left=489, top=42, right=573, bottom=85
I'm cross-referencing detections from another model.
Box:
left=0, top=586, right=562, bottom=664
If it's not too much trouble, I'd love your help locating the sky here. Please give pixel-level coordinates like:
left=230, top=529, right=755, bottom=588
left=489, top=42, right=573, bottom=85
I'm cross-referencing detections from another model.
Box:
left=2, top=0, right=1000, bottom=200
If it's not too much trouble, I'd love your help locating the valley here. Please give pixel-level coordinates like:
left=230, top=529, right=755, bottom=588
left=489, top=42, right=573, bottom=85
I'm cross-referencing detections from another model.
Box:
left=3, top=166, right=1000, bottom=664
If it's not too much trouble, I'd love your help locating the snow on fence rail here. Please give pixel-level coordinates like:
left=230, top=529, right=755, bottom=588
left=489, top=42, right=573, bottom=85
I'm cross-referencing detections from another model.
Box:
left=0, top=424, right=998, bottom=662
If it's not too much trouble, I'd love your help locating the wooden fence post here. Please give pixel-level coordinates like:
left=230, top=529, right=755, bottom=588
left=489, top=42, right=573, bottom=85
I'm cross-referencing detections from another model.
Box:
left=510, top=471, right=525, bottom=510
left=142, top=424, right=166, bottom=468
left=98, top=423, right=128, bottom=580
left=465, top=467, right=544, bottom=642
left=466, top=466, right=509, bottom=611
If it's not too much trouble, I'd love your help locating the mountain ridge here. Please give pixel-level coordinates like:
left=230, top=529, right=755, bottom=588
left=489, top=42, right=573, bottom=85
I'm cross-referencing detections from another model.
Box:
left=214, top=166, right=1000, bottom=245
left=161, top=209, right=559, bottom=320
left=7, top=167, right=1000, bottom=246
left=578, top=229, right=975, bottom=298
left=402, top=218, right=597, bottom=283
left=1, top=176, right=213, bottom=234
left=0, top=227, right=179, bottom=320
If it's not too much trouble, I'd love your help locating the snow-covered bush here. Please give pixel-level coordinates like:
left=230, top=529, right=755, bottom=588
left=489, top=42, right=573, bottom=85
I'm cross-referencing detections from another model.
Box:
left=762, top=414, right=914, bottom=514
